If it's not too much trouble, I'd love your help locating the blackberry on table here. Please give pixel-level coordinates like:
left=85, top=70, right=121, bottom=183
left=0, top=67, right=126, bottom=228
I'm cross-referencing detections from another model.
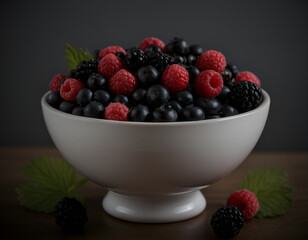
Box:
left=54, top=197, right=88, bottom=234
left=147, top=51, right=175, bottom=73
left=69, top=60, right=99, bottom=83
left=210, top=206, right=244, bottom=238
left=227, top=80, right=263, bottom=113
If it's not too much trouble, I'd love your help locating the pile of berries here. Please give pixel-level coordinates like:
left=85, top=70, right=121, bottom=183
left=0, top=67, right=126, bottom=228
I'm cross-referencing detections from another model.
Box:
left=48, top=37, right=263, bottom=122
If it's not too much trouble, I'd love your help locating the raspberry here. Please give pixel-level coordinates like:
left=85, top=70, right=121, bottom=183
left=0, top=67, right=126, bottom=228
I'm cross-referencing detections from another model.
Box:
left=50, top=73, right=66, bottom=91
left=109, top=69, right=137, bottom=95
left=139, top=37, right=166, bottom=52
left=196, top=50, right=226, bottom=74
left=98, top=53, right=126, bottom=79
left=226, top=189, right=260, bottom=220
left=105, top=102, right=129, bottom=121
left=161, top=64, right=189, bottom=93
left=99, top=46, right=126, bottom=59
left=60, top=78, right=85, bottom=101
left=236, top=71, right=261, bottom=87
left=194, top=70, right=223, bottom=98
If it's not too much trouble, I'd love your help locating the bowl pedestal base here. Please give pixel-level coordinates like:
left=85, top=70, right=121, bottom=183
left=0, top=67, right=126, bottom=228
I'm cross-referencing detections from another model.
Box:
left=102, top=190, right=206, bottom=223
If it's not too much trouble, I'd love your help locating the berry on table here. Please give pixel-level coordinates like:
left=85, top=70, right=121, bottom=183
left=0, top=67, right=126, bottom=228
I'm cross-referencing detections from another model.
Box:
left=180, top=105, right=205, bottom=121
left=196, top=50, right=226, bottom=74
left=54, top=197, right=87, bottom=234
left=105, top=102, right=129, bottom=121
left=226, top=189, right=259, bottom=221
left=129, top=104, right=150, bottom=122
left=84, top=101, right=105, bottom=119
left=99, top=46, right=126, bottom=59
left=109, top=69, right=137, bottom=95
left=210, top=206, right=244, bottom=238
left=146, top=84, right=170, bottom=108
left=98, top=53, right=126, bottom=79
left=151, top=107, right=178, bottom=122
left=236, top=71, right=261, bottom=87
left=50, top=73, right=66, bottom=91
left=60, top=78, right=85, bottom=101
left=139, top=37, right=166, bottom=52
left=194, top=70, right=223, bottom=98
left=161, top=64, right=189, bottom=93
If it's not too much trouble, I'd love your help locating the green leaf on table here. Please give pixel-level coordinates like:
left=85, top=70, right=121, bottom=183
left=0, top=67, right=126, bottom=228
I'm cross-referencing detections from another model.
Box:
left=65, top=43, right=93, bottom=71
left=16, top=156, right=88, bottom=214
left=239, top=167, right=293, bottom=218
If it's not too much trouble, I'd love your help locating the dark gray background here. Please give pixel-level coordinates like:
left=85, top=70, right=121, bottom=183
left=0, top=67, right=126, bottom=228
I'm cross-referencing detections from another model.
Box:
left=0, top=0, right=307, bottom=150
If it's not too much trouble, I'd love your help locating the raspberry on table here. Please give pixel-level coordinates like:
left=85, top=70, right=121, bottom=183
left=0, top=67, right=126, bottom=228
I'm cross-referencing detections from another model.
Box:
left=50, top=73, right=66, bottom=91
left=196, top=50, right=226, bottom=74
left=99, top=46, right=126, bottom=59
left=109, top=69, right=137, bottom=95
left=161, top=64, right=189, bottom=93
left=194, top=70, right=223, bottom=98
left=226, top=189, right=260, bottom=220
left=60, top=78, right=85, bottom=101
left=139, top=37, right=166, bottom=52
left=236, top=71, right=261, bottom=87
left=98, top=53, right=126, bottom=79
left=105, top=102, right=129, bottom=121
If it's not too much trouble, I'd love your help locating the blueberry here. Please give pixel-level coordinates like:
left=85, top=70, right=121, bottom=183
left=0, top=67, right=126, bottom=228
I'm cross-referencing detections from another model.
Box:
left=219, top=104, right=239, bottom=117
left=172, top=90, right=193, bottom=106
left=226, top=63, right=240, bottom=77
left=47, top=90, right=61, bottom=108
left=196, top=98, right=222, bottom=116
left=113, top=94, right=129, bottom=106
left=84, top=102, right=105, bottom=118
left=145, top=44, right=162, bottom=54
left=189, top=44, right=203, bottom=56
left=93, top=90, right=111, bottom=104
left=59, top=101, right=76, bottom=113
left=221, top=69, right=232, bottom=83
left=151, top=108, right=178, bottom=122
left=205, top=115, right=221, bottom=120
left=180, top=105, right=205, bottom=121
left=174, top=56, right=185, bottom=64
left=186, top=55, right=196, bottom=65
left=131, top=88, right=147, bottom=105
left=165, top=37, right=189, bottom=56
left=87, top=73, right=107, bottom=90
left=186, top=66, right=200, bottom=82
left=146, top=84, right=170, bottom=108
left=164, top=101, right=183, bottom=114
left=137, top=66, right=160, bottom=86
left=129, top=104, right=150, bottom=122
left=216, top=85, right=231, bottom=104
left=76, top=88, right=93, bottom=106
left=72, top=106, right=84, bottom=116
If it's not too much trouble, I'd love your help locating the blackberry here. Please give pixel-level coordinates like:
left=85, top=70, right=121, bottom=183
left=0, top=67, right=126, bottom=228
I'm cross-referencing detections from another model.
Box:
left=147, top=51, right=175, bottom=73
left=228, top=81, right=263, bottom=113
left=210, top=206, right=244, bottom=238
left=54, top=197, right=88, bottom=234
left=123, top=47, right=147, bottom=73
left=69, top=60, right=99, bottom=83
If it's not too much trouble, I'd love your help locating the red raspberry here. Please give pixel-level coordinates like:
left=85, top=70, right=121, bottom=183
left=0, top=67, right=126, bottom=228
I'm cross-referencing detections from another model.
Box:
left=60, top=78, right=84, bottom=101
left=139, top=37, right=166, bottom=52
left=236, top=71, right=261, bottom=87
left=99, top=46, right=126, bottom=59
left=196, top=50, right=226, bottom=74
left=105, top=102, right=129, bottom=121
left=227, top=189, right=259, bottom=221
left=161, top=64, right=189, bottom=93
left=109, top=69, right=137, bottom=95
left=49, top=73, right=66, bottom=91
left=194, top=70, right=223, bottom=98
left=98, top=53, right=126, bottom=79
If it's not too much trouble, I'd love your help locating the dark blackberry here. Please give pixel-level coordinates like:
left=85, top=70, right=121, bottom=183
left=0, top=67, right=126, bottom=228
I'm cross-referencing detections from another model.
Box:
left=210, top=206, right=244, bottom=238
left=227, top=81, right=263, bottom=113
left=69, top=60, right=99, bottom=83
left=54, top=197, right=88, bottom=234
left=147, top=51, right=175, bottom=73
left=123, top=47, right=147, bottom=73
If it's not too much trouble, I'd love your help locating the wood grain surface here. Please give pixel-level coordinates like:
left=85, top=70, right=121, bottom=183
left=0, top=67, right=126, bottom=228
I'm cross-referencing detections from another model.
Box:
left=0, top=148, right=307, bottom=240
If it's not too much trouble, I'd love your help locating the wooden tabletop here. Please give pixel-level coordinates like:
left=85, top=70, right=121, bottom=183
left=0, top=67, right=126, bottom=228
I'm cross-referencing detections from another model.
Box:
left=1, top=148, right=307, bottom=240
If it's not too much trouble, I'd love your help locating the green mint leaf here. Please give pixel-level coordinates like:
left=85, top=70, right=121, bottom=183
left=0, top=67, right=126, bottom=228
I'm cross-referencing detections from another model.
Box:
left=16, top=157, right=88, bottom=213
left=239, top=167, right=293, bottom=218
left=65, top=43, right=93, bottom=71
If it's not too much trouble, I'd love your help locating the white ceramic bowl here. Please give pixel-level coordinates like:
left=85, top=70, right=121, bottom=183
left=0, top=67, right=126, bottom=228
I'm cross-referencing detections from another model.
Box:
left=41, top=91, right=270, bottom=223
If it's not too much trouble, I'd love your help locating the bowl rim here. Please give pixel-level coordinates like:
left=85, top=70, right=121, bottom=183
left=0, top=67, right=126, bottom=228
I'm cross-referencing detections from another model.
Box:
left=41, top=90, right=270, bottom=127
